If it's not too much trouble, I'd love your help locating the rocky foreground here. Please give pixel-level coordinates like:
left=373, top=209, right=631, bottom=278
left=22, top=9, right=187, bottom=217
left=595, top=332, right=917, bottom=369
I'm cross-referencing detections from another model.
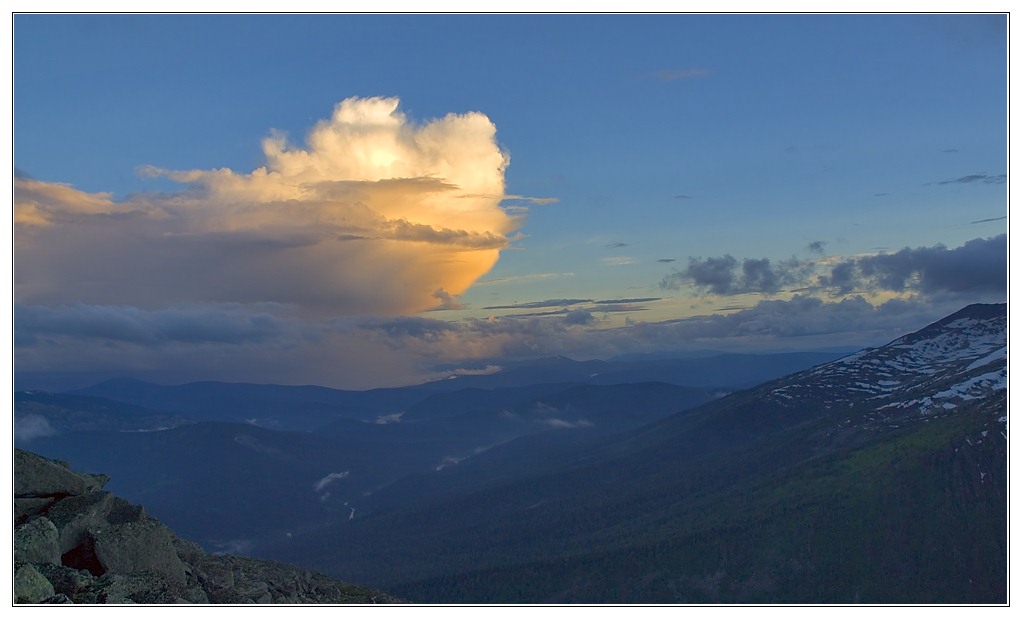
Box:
left=13, top=448, right=401, bottom=604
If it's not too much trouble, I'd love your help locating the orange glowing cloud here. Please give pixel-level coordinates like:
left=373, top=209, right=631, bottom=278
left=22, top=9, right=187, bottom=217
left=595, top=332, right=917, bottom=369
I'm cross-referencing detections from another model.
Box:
left=14, top=97, right=521, bottom=316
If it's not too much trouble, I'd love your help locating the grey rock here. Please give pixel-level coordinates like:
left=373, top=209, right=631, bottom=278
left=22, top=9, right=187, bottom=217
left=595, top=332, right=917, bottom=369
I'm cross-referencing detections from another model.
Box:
left=14, top=517, right=60, bottom=565
left=39, top=593, right=74, bottom=604
left=33, top=564, right=101, bottom=603
left=13, top=563, right=55, bottom=604
left=14, top=449, right=108, bottom=498
left=14, top=497, right=56, bottom=526
left=93, top=517, right=187, bottom=586
left=13, top=448, right=401, bottom=605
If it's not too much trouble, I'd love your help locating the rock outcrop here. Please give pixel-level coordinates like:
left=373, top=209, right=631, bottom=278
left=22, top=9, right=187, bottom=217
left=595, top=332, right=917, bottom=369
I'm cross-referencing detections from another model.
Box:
left=13, top=449, right=400, bottom=604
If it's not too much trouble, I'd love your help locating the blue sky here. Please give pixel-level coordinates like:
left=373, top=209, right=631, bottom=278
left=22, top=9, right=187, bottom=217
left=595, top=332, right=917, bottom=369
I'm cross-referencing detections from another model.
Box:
left=11, top=13, right=1008, bottom=389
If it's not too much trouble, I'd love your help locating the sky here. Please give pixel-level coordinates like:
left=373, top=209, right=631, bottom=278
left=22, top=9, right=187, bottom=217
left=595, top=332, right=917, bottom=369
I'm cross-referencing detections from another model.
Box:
left=9, top=13, right=1009, bottom=390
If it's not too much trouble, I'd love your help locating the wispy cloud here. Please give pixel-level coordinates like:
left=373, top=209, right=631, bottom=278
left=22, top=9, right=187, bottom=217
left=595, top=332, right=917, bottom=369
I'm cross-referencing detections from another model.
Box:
left=475, top=272, right=575, bottom=286
left=971, top=216, right=1007, bottom=224
left=601, top=256, right=637, bottom=266
left=500, top=194, right=559, bottom=205
left=483, top=299, right=592, bottom=311
left=594, top=297, right=660, bottom=305
left=649, top=68, right=710, bottom=81
left=807, top=241, right=827, bottom=254
left=935, top=173, right=1006, bottom=185
left=313, top=471, right=350, bottom=492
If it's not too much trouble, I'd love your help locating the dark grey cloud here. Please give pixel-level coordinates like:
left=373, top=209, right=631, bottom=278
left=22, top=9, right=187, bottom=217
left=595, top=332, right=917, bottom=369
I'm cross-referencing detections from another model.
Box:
left=13, top=303, right=293, bottom=347
left=664, top=255, right=737, bottom=294
left=673, top=195, right=693, bottom=200
left=742, top=258, right=780, bottom=292
left=606, top=242, right=628, bottom=248
left=820, top=234, right=1006, bottom=296
left=936, top=173, right=1006, bottom=185
left=663, top=236, right=1004, bottom=300
left=807, top=241, right=827, bottom=254
left=359, top=316, right=457, bottom=341
left=564, top=310, right=596, bottom=325
left=661, top=256, right=813, bottom=295
left=656, top=258, right=677, bottom=263
left=971, top=216, right=1007, bottom=224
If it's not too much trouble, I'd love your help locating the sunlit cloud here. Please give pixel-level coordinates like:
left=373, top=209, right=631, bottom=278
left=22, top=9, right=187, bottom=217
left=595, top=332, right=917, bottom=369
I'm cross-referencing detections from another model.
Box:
left=14, top=97, right=519, bottom=317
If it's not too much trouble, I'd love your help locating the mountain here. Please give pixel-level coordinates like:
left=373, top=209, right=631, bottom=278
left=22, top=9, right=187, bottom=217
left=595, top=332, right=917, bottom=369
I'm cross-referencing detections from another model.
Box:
left=16, top=381, right=720, bottom=552
left=15, top=307, right=1003, bottom=603
left=16, top=349, right=839, bottom=552
left=70, top=378, right=436, bottom=430
left=423, top=351, right=846, bottom=390
left=13, top=449, right=399, bottom=604
left=263, top=303, right=1006, bottom=603
left=14, top=391, right=194, bottom=438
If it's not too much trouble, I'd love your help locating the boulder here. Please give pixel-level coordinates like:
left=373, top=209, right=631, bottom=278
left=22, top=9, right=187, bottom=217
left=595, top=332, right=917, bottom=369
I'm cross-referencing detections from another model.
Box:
left=13, top=563, right=55, bottom=604
left=93, top=516, right=187, bottom=586
left=14, top=449, right=108, bottom=498
left=14, top=517, right=60, bottom=565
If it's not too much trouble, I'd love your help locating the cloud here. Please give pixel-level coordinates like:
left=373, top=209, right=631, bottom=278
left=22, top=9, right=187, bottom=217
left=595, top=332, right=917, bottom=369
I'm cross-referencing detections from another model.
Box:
left=807, top=241, right=827, bottom=254
left=313, top=471, right=350, bottom=492
left=662, top=237, right=1005, bottom=299
left=483, top=298, right=592, bottom=311
left=500, top=195, right=559, bottom=205
left=605, top=242, right=628, bottom=248
left=820, top=235, right=1006, bottom=296
left=564, top=310, right=596, bottom=325
left=475, top=272, right=575, bottom=286
left=662, top=255, right=812, bottom=295
left=935, top=173, right=1006, bottom=185
left=15, top=293, right=999, bottom=392
left=542, top=418, right=593, bottom=429
left=14, top=414, right=56, bottom=443
left=594, top=297, right=660, bottom=305
left=429, top=289, right=466, bottom=311
left=601, top=256, right=637, bottom=266
left=649, top=68, right=710, bottom=81
left=13, top=302, right=296, bottom=347
left=14, top=97, right=519, bottom=317
left=971, top=216, right=1007, bottom=224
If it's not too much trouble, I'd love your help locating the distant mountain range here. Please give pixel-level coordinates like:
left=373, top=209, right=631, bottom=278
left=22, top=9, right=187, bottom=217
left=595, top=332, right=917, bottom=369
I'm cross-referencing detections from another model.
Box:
left=14, top=305, right=1006, bottom=603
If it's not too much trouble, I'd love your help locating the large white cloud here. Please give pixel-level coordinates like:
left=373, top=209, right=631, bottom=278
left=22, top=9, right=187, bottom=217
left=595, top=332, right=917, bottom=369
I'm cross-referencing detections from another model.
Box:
left=14, top=97, right=519, bottom=316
